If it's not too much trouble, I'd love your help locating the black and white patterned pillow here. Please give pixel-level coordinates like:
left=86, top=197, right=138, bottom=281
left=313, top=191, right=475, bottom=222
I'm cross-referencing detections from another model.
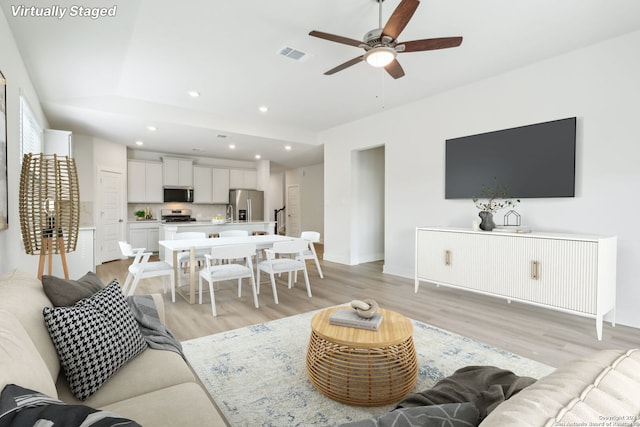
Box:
left=0, top=384, right=141, bottom=426
left=43, top=281, right=147, bottom=400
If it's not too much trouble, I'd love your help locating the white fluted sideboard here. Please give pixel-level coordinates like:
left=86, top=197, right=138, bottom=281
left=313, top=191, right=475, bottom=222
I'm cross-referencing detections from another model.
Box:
left=414, top=227, right=617, bottom=340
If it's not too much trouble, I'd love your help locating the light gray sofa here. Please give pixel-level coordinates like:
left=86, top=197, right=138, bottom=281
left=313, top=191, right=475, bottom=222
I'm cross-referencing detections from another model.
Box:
left=481, top=348, right=640, bottom=426
left=0, top=269, right=226, bottom=426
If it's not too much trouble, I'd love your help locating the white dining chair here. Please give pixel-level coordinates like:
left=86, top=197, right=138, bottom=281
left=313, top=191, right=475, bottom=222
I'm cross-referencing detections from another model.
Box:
left=219, top=230, right=250, bottom=238
left=257, top=239, right=312, bottom=305
left=118, top=241, right=175, bottom=302
left=296, top=231, right=323, bottom=279
left=198, top=243, right=259, bottom=317
left=216, top=230, right=251, bottom=263
left=174, top=232, right=208, bottom=287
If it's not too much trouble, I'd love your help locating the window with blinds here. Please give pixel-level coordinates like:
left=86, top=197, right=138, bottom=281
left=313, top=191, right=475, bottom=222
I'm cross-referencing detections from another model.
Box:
left=19, top=96, right=42, bottom=161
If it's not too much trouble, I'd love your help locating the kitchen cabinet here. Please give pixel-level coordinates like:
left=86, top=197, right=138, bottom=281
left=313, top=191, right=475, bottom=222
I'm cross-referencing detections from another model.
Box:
left=163, top=157, right=193, bottom=187
left=193, top=166, right=212, bottom=203
left=193, top=166, right=230, bottom=204
left=48, top=227, right=95, bottom=278
left=69, top=228, right=96, bottom=277
left=212, top=168, right=230, bottom=203
left=229, top=169, right=257, bottom=189
left=128, top=221, right=160, bottom=252
left=415, top=227, right=617, bottom=340
left=127, top=161, right=163, bottom=203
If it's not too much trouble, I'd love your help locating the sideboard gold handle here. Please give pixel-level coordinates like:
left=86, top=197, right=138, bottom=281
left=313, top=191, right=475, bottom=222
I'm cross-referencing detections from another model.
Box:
left=445, top=250, right=451, bottom=266
left=531, top=261, right=540, bottom=280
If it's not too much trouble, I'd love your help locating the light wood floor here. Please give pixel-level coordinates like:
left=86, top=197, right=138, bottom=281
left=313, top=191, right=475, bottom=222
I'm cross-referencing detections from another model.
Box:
left=97, top=245, right=639, bottom=368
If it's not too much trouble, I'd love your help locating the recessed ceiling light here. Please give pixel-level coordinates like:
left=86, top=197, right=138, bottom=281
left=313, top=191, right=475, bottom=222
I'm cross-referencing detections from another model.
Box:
left=255, top=154, right=261, bottom=159
left=188, top=90, right=200, bottom=98
left=258, top=106, right=268, bottom=113
left=284, top=145, right=292, bottom=151
left=147, top=125, right=157, bottom=131
left=135, top=140, right=144, bottom=146
left=228, top=144, right=236, bottom=149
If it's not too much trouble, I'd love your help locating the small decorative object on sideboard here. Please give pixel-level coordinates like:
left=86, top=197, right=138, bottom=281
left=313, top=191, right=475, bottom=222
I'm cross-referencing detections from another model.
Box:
left=478, top=211, right=495, bottom=231
left=472, top=177, right=520, bottom=231
left=503, top=209, right=521, bottom=226
left=493, top=209, right=532, bottom=233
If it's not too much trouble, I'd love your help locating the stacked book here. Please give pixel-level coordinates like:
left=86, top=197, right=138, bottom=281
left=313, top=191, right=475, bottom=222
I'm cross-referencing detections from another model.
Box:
left=493, top=225, right=532, bottom=233
left=329, top=309, right=383, bottom=331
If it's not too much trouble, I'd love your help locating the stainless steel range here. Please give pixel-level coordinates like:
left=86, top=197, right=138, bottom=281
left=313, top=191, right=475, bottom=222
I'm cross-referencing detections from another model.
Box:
left=161, top=208, right=196, bottom=222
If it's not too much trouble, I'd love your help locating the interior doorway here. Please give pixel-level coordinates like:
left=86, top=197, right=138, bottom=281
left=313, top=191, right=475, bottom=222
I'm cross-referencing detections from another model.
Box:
left=286, top=185, right=300, bottom=237
left=352, top=145, right=385, bottom=265
left=97, top=169, right=124, bottom=263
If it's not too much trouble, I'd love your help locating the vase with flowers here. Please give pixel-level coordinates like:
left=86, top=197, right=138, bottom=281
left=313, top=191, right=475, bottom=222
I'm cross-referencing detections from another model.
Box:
left=472, top=177, right=520, bottom=231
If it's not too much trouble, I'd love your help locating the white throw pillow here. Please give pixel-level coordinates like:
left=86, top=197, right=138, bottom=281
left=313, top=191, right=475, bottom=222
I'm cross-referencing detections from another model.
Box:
left=0, top=309, right=58, bottom=398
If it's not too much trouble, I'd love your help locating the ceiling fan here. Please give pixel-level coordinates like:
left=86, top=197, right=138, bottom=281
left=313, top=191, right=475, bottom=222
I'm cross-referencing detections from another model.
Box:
left=309, top=0, right=462, bottom=79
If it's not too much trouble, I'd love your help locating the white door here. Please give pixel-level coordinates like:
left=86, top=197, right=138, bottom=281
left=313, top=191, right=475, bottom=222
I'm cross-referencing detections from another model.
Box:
left=287, top=185, right=300, bottom=237
left=98, top=170, right=124, bottom=263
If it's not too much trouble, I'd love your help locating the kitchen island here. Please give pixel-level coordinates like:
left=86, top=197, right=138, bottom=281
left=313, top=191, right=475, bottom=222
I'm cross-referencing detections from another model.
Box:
left=158, top=221, right=276, bottom=260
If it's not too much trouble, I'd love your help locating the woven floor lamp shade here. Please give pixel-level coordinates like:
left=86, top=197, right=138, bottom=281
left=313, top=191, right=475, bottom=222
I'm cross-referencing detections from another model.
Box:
left=19, top=153, right=80, bottom=278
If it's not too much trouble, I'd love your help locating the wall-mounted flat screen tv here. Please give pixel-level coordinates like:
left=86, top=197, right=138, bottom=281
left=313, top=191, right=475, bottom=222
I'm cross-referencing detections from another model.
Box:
left=445, top=117, right=576, bottom=199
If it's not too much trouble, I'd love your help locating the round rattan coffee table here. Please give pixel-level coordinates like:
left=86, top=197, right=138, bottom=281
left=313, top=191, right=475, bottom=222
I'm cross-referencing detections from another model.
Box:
left=306, top=306, right=418, bottom=406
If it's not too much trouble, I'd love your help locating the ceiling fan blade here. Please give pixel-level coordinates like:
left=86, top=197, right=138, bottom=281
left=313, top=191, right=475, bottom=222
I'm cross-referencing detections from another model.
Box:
left=324, top=55, right=365, bottom=75
left=400, top=37, right=463, bottom=53
left=382, top=0, right=420, bottom=41
left=309, top=30, right=363, bottom=47
left=384, top=59, right=405, bottom=79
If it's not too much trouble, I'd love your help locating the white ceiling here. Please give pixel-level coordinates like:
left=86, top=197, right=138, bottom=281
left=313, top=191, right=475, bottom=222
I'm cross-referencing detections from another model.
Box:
left=3, top=0, right=640, bottom=169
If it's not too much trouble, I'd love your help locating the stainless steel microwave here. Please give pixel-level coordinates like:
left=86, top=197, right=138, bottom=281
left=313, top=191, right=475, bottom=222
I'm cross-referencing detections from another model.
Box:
left=163, top=187, right=194, bottom=203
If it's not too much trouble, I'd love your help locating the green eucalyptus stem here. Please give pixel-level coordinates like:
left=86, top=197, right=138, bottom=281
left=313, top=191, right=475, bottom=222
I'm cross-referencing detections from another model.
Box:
left=472, top=177, right=520, bottom=213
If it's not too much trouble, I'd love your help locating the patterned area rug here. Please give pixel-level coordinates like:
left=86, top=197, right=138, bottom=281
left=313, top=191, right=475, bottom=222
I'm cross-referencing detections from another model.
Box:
left=183, top=308, right=554, bottom=427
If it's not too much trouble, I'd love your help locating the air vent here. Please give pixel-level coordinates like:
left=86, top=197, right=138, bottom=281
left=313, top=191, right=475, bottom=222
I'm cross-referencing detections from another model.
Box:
left=278, top=46, right=309, bottom=62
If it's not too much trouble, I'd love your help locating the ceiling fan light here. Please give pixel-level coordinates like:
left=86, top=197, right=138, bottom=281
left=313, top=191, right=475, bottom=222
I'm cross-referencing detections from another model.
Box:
left=364, top=47, right=396, bottom=67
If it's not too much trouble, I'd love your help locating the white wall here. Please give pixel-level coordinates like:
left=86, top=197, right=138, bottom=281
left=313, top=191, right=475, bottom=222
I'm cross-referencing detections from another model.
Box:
left=352, top=146, right=384, bottom=264
left=0, top=9, right=50, bottom=274
left=269, top=171, right=284, bottom=221
left=73, top=135, right=95, bottom=201
left=285, top=163, right=324, bottom=239
left=255, top=159, right=270, bottom=222
left=321, top=30, right=640, bottom=328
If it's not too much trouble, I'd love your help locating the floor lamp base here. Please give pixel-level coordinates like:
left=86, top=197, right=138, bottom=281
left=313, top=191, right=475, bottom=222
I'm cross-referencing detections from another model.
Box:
left=37, top=236, right=69, bottom=279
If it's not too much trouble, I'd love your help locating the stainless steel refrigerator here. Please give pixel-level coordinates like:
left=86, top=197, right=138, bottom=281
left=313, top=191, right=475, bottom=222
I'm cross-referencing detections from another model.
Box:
left=229, top=190, right=264, bottom=222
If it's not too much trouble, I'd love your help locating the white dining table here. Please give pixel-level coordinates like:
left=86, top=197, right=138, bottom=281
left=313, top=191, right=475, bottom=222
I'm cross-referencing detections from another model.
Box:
left=158, top=234, right=296, bottom=304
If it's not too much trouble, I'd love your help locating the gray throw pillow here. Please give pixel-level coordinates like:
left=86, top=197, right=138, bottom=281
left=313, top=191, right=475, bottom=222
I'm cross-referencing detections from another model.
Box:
left=338, top=403, right=480, bottom=427
left=42, top=271, right=106, bottom=306
left=43, top=281, right=148, bottom=400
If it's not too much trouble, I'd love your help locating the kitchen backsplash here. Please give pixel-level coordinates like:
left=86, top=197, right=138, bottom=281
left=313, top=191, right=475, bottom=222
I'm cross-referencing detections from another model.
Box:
left=127, top=203, right=229, bottom=221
